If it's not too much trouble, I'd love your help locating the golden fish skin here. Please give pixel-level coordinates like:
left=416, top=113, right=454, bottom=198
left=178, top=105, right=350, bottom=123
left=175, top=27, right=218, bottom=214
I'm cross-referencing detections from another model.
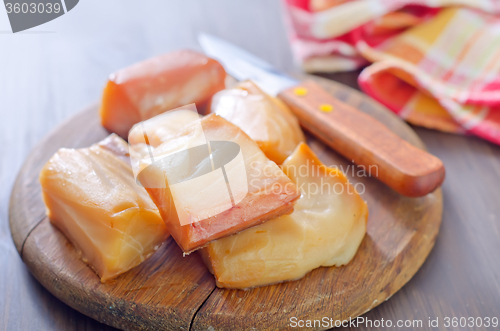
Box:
left=210, top=80, right=305, bottom=164
left=201, top=143, right=368, bottom=289
left=39, top=134, right=168, bottom=282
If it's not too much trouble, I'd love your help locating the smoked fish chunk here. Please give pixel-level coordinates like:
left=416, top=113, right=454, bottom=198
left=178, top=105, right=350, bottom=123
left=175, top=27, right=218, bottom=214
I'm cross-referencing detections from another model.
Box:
left=210, top=80, right=305, bottom=164
left=39, top=134, right=168, bottom=282
left=201, top=143, right=368, bottom=289
left=100, top=50, right=226, bottom=138
left=138, top=114, right=301, bottom=253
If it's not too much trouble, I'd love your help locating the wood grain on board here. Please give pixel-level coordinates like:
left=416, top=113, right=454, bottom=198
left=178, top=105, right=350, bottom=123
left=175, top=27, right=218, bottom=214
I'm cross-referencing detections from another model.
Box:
left=10, top=77, right=442, bottom=330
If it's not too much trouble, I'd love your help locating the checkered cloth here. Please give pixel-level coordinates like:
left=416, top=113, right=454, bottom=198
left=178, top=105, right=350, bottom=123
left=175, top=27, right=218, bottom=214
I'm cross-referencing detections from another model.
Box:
left=283, top=1, right=500, bottom=144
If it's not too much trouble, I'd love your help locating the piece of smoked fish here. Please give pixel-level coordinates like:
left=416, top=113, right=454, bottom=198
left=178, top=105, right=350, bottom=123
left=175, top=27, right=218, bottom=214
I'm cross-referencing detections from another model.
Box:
left=137, top=114, right=301, bottom=254
left=200, top=143, right=368, bottom=289
left=39, top=134, right=169, bottom=282
left=100, top=50, right=226, bottom=138
left=210, top=80, right=305, bottom=164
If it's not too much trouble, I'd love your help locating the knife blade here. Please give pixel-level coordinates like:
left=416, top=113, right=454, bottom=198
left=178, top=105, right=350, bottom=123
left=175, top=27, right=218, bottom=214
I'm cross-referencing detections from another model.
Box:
left=198, top=33, right=297, bottom=96
left=198, top=33, right=445, bottom=197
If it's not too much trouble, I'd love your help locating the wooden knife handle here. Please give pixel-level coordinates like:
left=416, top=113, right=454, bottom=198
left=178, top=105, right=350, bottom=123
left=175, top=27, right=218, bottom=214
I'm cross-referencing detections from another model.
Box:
left=278, top=80, right=445, bottom=197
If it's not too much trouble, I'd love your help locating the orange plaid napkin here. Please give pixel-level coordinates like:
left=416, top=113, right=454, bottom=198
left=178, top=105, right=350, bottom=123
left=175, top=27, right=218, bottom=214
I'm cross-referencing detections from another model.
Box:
left=283, top=1, right=500, bottom=144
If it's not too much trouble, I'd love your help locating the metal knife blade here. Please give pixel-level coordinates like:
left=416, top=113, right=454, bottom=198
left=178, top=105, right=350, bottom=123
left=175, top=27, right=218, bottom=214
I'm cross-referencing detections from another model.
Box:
left=198, top=33, right=297, bottom=96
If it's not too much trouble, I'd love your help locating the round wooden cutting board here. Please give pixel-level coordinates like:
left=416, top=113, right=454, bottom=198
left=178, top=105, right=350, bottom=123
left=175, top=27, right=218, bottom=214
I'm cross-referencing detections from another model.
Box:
left=9, top=76, right=442, bottom=331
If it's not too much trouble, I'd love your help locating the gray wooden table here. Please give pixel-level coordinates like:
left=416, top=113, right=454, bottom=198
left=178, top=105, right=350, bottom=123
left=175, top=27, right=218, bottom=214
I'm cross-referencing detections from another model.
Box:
left=1, top=1, right=499, bottom=330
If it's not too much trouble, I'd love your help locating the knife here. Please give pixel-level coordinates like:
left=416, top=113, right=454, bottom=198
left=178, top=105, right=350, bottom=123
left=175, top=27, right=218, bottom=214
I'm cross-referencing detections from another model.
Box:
left=198, top=33, right=445, bottom=197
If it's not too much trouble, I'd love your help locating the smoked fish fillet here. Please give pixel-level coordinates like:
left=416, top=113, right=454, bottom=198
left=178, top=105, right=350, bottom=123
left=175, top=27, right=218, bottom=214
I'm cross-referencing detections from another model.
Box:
left=210, top=80, right=305, bottom=164
left=100, top=50, right=226, bottom=138
left=137, top=114, right=301, bottom=253
left=200, top=143, right=368, bottom=289
left=39, top=134, right=169, bottom=282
